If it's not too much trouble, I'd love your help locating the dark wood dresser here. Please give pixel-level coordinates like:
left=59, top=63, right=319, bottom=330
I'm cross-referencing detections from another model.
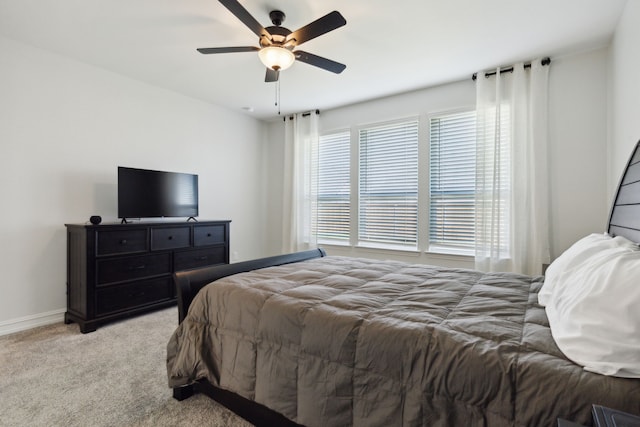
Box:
left=65, top=220, right=230, bottom=333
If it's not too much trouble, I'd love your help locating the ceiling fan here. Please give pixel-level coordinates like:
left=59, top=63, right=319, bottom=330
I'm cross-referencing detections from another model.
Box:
left=197, top=0, right=347, bottom=82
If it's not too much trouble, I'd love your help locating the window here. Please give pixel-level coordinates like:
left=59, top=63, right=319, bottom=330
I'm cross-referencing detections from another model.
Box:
left=429, top=110, right=476, bottom=254
left=359, top=120, right=419, bottom=248
left=314, top=112, right=493, bottom=258
left=316, top=131, right=351, bottom=243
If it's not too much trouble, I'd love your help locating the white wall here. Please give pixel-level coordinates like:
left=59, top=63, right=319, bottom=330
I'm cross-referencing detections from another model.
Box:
left=264, top=122, right=286, bottom=256
left=547, top=49, right=610, bottom=257
left=0, top=36, right=268, bottom=333
left=265, top=48, right=611, bottom=266
left=609, top=0, right=640, bottom=196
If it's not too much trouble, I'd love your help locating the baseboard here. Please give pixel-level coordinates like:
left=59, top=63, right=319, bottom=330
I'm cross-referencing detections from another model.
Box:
left=0, top=309, right=66, bottom=337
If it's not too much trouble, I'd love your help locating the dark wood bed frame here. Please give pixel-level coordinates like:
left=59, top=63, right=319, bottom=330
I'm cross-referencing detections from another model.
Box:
left=172, top=248, right=326, bottom=427
left=170, top=140, right=640, bottom=427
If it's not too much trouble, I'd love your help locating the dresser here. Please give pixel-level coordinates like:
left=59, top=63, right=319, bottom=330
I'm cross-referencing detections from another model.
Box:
left=65, top=220, right=230, bottom=333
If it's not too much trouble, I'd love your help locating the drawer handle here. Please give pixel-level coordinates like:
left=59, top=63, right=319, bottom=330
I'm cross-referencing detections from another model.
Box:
left=195, top=256, right=208, bottom=261
left=207, top=233, right=212, bottom=237
left=168, top=236, right=173, bottom=240
left=120, top=239, right=127, bottom=245
left=130, top=265, right=146, bottom=270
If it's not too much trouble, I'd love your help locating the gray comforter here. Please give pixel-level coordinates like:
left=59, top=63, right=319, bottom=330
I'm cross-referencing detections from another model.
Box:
left=166, top=256, right=640, bottom=426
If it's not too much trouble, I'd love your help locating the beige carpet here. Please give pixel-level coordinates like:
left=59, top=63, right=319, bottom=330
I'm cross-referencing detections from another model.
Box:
left=0, top=307, right=253, bottom=427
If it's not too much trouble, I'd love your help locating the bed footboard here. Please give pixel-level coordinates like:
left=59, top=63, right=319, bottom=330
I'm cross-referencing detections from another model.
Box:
left=170, top=248, right=326, bottom=423
left=173, top=248, right=326, bottom=322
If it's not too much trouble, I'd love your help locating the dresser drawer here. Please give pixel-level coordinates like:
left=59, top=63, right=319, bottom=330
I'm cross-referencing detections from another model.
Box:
left=151, top=226, right=190, bottom=250
left=174, top=246, right=227, bottom=271
left=97, top=253, right=171, bottom=285
left=96, top=277, right=172, bottom=315
left=194, top=224, right=227, bottom=246
left=96, top=229, right=148, bottom=255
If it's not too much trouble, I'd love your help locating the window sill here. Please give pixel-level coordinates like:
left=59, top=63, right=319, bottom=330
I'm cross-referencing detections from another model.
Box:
left=424, top=250, right=474, bottom=263
left=317, top=239, right=350, bottom=247
left=427, top=245, right=474, bottom=258
left=356, top=241, right=420, bottom=254
left=319, top=243, right=474, bottom=260
left=319, top=243, right=420, bottom=257
left=318, top=244, right=475, bottom=268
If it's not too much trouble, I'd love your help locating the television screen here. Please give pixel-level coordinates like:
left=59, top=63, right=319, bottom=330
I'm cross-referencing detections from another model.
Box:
left=118, top=167, right=198, bottom=219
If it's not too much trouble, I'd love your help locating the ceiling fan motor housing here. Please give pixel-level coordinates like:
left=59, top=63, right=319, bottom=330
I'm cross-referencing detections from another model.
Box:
left=269, top=10, right=285, bottom=26
left=260, top=25, right=291, bottom=47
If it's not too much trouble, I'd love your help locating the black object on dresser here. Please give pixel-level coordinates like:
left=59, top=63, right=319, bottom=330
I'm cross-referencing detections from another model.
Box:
left=65, top=220, right=230, bottom=333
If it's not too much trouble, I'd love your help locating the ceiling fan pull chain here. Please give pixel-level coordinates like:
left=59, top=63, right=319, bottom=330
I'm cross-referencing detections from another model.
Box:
left=276, top=78, right=281, bottom=115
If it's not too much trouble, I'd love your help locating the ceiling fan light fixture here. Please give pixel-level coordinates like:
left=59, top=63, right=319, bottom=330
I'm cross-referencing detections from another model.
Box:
left=258, top=46, right=295, bottom=71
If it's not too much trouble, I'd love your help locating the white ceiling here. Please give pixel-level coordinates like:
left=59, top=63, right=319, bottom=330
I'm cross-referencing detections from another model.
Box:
left=0, top=0, right=627, bottom=121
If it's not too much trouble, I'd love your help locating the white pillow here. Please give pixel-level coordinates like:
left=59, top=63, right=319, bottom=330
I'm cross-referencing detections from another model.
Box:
left=538, top=233, right=636, bottom=307
left=545, top=245, right=640, bottom=377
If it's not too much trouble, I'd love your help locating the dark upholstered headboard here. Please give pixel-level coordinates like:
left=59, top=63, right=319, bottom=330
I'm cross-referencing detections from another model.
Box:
left=608, top=140, right=640, bottom=244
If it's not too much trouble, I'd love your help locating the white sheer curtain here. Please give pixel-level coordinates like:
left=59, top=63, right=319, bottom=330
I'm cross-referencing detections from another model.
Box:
left=282, top=112, right=319, bottom=253
left=475, top=60, right=550, bottom=275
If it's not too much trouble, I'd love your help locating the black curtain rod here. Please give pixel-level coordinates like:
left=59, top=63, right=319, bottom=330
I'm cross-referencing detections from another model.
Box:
left=284, top=109, right=320, bottom=121
left=472, top=57, right=551, bottom=81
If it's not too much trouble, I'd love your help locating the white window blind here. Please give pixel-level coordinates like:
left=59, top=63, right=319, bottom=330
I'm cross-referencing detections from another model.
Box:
left=429, top=111, right=477, bottom=253
left=316, top=131, right=351, bottom=243
left=359, top=120, right=419, bottom=247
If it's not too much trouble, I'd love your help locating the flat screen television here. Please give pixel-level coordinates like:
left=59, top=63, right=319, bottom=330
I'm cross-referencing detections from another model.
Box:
left=118, top=167, right=198, bottom=221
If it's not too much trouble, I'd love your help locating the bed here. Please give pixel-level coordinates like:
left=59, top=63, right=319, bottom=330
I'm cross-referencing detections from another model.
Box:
left=166, top=141, right=640, bottom=427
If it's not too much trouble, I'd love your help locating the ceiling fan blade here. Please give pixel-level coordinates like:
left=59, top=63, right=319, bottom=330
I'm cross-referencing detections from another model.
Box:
left=285, top=11, right=346, bottom=46
left=197, top=46, right=259, bottom=54
left=265, top=68, right=280, bottom=82
left=294, top=50, right=346, bottom=74
left=218, top=0, right=269, bottom=39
